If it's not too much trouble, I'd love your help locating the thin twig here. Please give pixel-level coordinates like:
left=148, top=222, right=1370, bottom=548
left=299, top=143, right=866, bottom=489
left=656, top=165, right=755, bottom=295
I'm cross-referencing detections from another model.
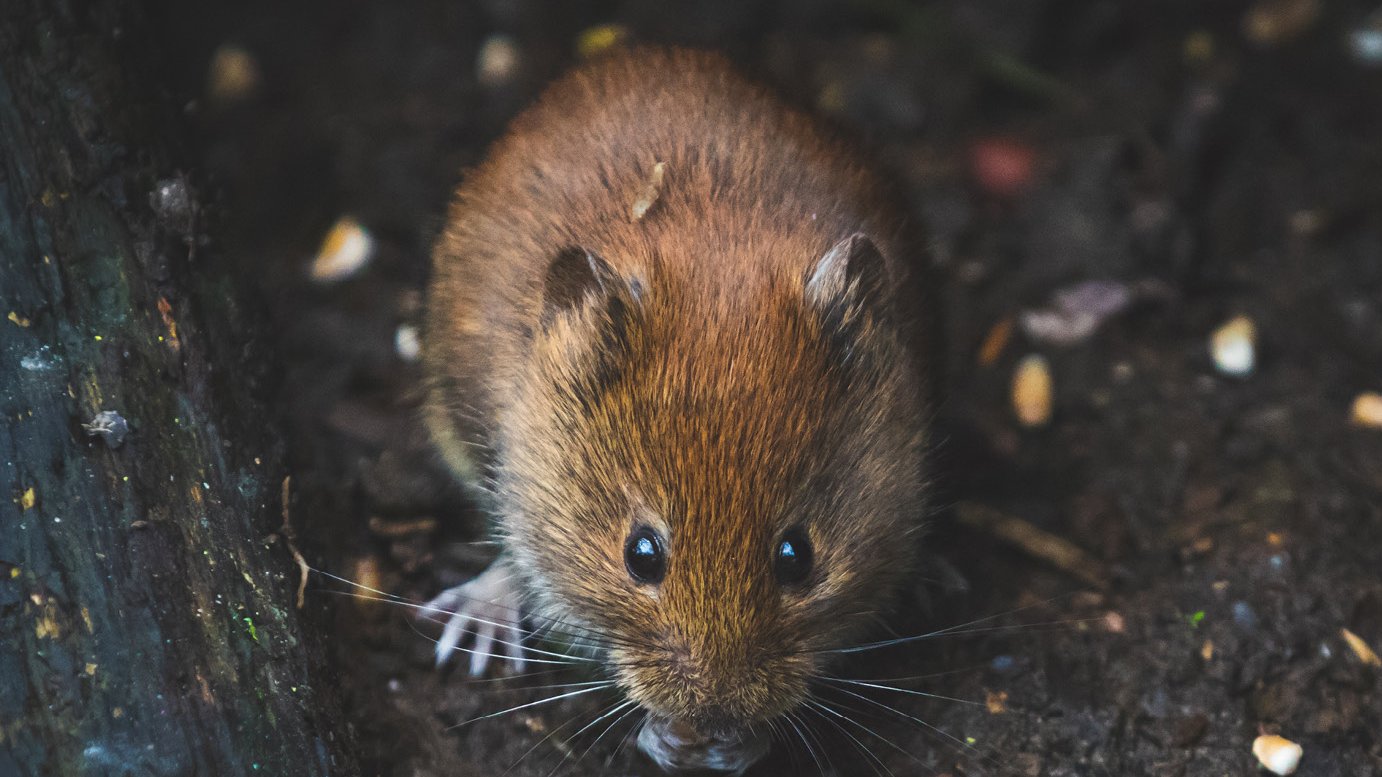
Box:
left=956, top=502, right=1109, bottom=588
left=275, top=475, right=309, bottom=609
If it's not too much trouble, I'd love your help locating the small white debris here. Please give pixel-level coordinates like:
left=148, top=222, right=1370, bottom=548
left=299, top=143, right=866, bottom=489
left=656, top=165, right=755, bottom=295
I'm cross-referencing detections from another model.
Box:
left=1252, top=734, right=1303, bottom=775
left=1348, top=11, right=1382, bottom=66
left=1341, top=627, right=1381, bottom=667
left=150, top=177, right=197, bottom=235
left=1211, top=315, right=1256, bottom=377
left=1020, top=280, right=1133, bottom=346
left=310, top=217, right=374, bottom=282
left=1350, top=392, right=1382, bottom=429
left=394, top=324, right=421, bottom=362
left=477, top=35, right=520, bottom=86
left=207, top=44, right=261, bottom=105
left=1350, top=29, right=1382, bottom=65
left=630, top=162, right=667, bottom=222
left=1012, top=354, right=1053, bottom=427
left=20, top=346, right=58, bottom=371
left=83, top=411, right=130, bottom=449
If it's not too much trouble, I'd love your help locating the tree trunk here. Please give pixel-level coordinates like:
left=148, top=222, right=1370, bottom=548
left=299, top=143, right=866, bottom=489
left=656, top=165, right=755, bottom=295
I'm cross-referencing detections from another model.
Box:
left=0, top=3, right=356, bottom=775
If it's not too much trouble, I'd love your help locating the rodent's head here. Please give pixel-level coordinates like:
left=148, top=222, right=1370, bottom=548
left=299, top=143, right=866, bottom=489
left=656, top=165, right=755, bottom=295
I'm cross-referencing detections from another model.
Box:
left=501, top=232, right=931, bottom=772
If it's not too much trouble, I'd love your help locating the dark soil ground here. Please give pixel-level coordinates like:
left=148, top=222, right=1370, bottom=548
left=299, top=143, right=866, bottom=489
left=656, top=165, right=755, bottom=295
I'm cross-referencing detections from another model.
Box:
left=153, top=1, right=1381, bottom=775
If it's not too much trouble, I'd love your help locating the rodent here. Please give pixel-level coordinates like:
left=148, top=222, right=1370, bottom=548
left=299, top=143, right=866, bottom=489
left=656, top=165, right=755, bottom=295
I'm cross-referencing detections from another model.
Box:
left=421, top=46, right=936, bottom=773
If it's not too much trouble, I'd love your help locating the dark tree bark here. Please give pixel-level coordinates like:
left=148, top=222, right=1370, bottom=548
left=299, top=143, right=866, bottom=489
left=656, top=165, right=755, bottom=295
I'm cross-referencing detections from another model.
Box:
left=0, top=3, right=356, bottom=775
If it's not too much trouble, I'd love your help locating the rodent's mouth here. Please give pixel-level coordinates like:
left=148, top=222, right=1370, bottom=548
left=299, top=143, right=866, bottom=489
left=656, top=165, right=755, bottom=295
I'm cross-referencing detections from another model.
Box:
left=637, top=715, right=771, bottom=774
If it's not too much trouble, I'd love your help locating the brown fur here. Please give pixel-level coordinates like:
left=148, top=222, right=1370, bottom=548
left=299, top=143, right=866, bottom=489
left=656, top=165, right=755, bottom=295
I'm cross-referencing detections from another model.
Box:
left=423, top=47, right=935, bottom=738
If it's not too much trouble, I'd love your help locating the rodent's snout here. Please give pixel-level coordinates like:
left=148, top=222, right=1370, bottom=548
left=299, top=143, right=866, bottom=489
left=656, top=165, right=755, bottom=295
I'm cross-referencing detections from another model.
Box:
left=637, top=715, right=771, bottom=774
left=615, top=637, right=810, bottom=772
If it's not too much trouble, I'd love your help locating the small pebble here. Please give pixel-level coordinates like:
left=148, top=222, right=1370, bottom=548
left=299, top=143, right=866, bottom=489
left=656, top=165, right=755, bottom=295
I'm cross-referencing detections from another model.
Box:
left=1252, top=734, right=1303, bottom=775
left=310, top=217, right=374, bottom=282
left=1102, top=611, right=1126, bottom=633
left=985, top=690, right=1008, bottom=714
left=477, top=35, right=520, bottom=86
left=82, top=410, right=130, bottom=449
left=1012, top=354, right=1053, bottom=427
left=1211, top=315, right=1256, bottom=377
left=1350, top=28, right=1382, bottom=65
left=394, top=324, right=421, bottom=362
left=990, top=654, right=1017, bottom=673
left=1348, top=11, right=1382, bottom=65
left=1349, top=392, right=1382, bottom=429
left=207, top=44, right=261, bottom=105
left=1232, top=601, right=1259, bottom=631
left=150, top=178, right=196, bottom=235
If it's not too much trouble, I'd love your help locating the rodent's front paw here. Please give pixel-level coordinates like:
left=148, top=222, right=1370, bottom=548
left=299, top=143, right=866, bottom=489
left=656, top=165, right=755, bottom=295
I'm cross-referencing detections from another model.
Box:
left=422, top=564, right=527, bottom=676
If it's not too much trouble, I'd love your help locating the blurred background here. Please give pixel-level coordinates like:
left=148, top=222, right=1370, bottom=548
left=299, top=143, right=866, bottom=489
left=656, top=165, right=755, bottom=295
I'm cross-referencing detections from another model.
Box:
left=146, top=1, right=1382, bottom=774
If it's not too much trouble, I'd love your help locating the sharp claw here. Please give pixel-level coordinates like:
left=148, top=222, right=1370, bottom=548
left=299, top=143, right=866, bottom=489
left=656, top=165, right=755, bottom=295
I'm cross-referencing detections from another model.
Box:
left=436, top=612, right=470, bottom=668
left=470, top=627, right=495, bottom=676
left=506, top=629, right=528, bottom=674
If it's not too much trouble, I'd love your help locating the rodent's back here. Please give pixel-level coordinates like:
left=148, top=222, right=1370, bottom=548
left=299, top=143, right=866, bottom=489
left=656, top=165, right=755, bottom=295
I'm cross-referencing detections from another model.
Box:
left=424, top=48, right=931, bottom=478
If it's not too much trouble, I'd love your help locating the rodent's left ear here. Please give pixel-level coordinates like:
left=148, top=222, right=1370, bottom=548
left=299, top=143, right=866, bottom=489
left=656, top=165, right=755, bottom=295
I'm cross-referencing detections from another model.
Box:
left=804, top=232, right=889, bottom=311
left=541, top=246, right=635, bottom=326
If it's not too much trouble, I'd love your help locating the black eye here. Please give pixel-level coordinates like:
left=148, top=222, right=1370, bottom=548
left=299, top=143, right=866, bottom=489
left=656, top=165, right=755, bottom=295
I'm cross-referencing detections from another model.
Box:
left=774, top=527, right=813, bottom=586
left=624, top=526, right=666, bottom=584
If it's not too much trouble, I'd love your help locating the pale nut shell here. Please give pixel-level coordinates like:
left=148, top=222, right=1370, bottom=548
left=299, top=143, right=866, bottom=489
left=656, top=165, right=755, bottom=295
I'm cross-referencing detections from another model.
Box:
left=311, top=217, right=374, bottom=282
left=1252, top=734, right=1303, bottom=775
left=477, top=35, right=520, bottom=86
left=1012, top=354, right=1053, bottom=427
left=1350, top=392, right=1382, bottom=429
left=1211, top=315, right=1256, bottom=377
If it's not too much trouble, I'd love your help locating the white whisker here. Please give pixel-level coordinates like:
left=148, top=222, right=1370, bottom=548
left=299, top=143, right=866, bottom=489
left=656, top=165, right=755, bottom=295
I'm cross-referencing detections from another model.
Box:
left=556, top=700, right=642, bottom=776
left=823, top=685, right=1016, bottom=777
left=820, top=677, right=983, bottom=707
left=604, top=709, right=647, bottom=768
left=449, top=683, right=612, bottom=729
left=784, top=710, right=829, bottom=777
left=805, top=700, right=892, bottom=777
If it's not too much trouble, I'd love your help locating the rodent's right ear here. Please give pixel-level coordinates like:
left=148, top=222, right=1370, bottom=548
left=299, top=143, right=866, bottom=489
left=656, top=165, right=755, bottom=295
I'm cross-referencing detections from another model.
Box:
left=540, top=246, right=625, bottom=326
left=804, top=233, right=889, bottom=311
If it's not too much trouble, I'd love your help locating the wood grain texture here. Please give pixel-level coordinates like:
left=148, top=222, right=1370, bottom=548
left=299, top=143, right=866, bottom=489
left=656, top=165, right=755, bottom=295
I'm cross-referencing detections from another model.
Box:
left=0, top=3, right=355, bottom=775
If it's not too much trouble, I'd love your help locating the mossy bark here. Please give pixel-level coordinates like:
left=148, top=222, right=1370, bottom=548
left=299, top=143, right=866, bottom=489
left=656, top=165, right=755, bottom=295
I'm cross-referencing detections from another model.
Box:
left=0, top=3, right=355, bottom=775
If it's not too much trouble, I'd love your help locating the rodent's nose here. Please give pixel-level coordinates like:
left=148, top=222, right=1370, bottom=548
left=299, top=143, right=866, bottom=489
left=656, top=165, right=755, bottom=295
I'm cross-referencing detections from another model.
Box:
left=657, top=718, right=704, bottom=748
left=637, top=716, right=770, bottom=773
